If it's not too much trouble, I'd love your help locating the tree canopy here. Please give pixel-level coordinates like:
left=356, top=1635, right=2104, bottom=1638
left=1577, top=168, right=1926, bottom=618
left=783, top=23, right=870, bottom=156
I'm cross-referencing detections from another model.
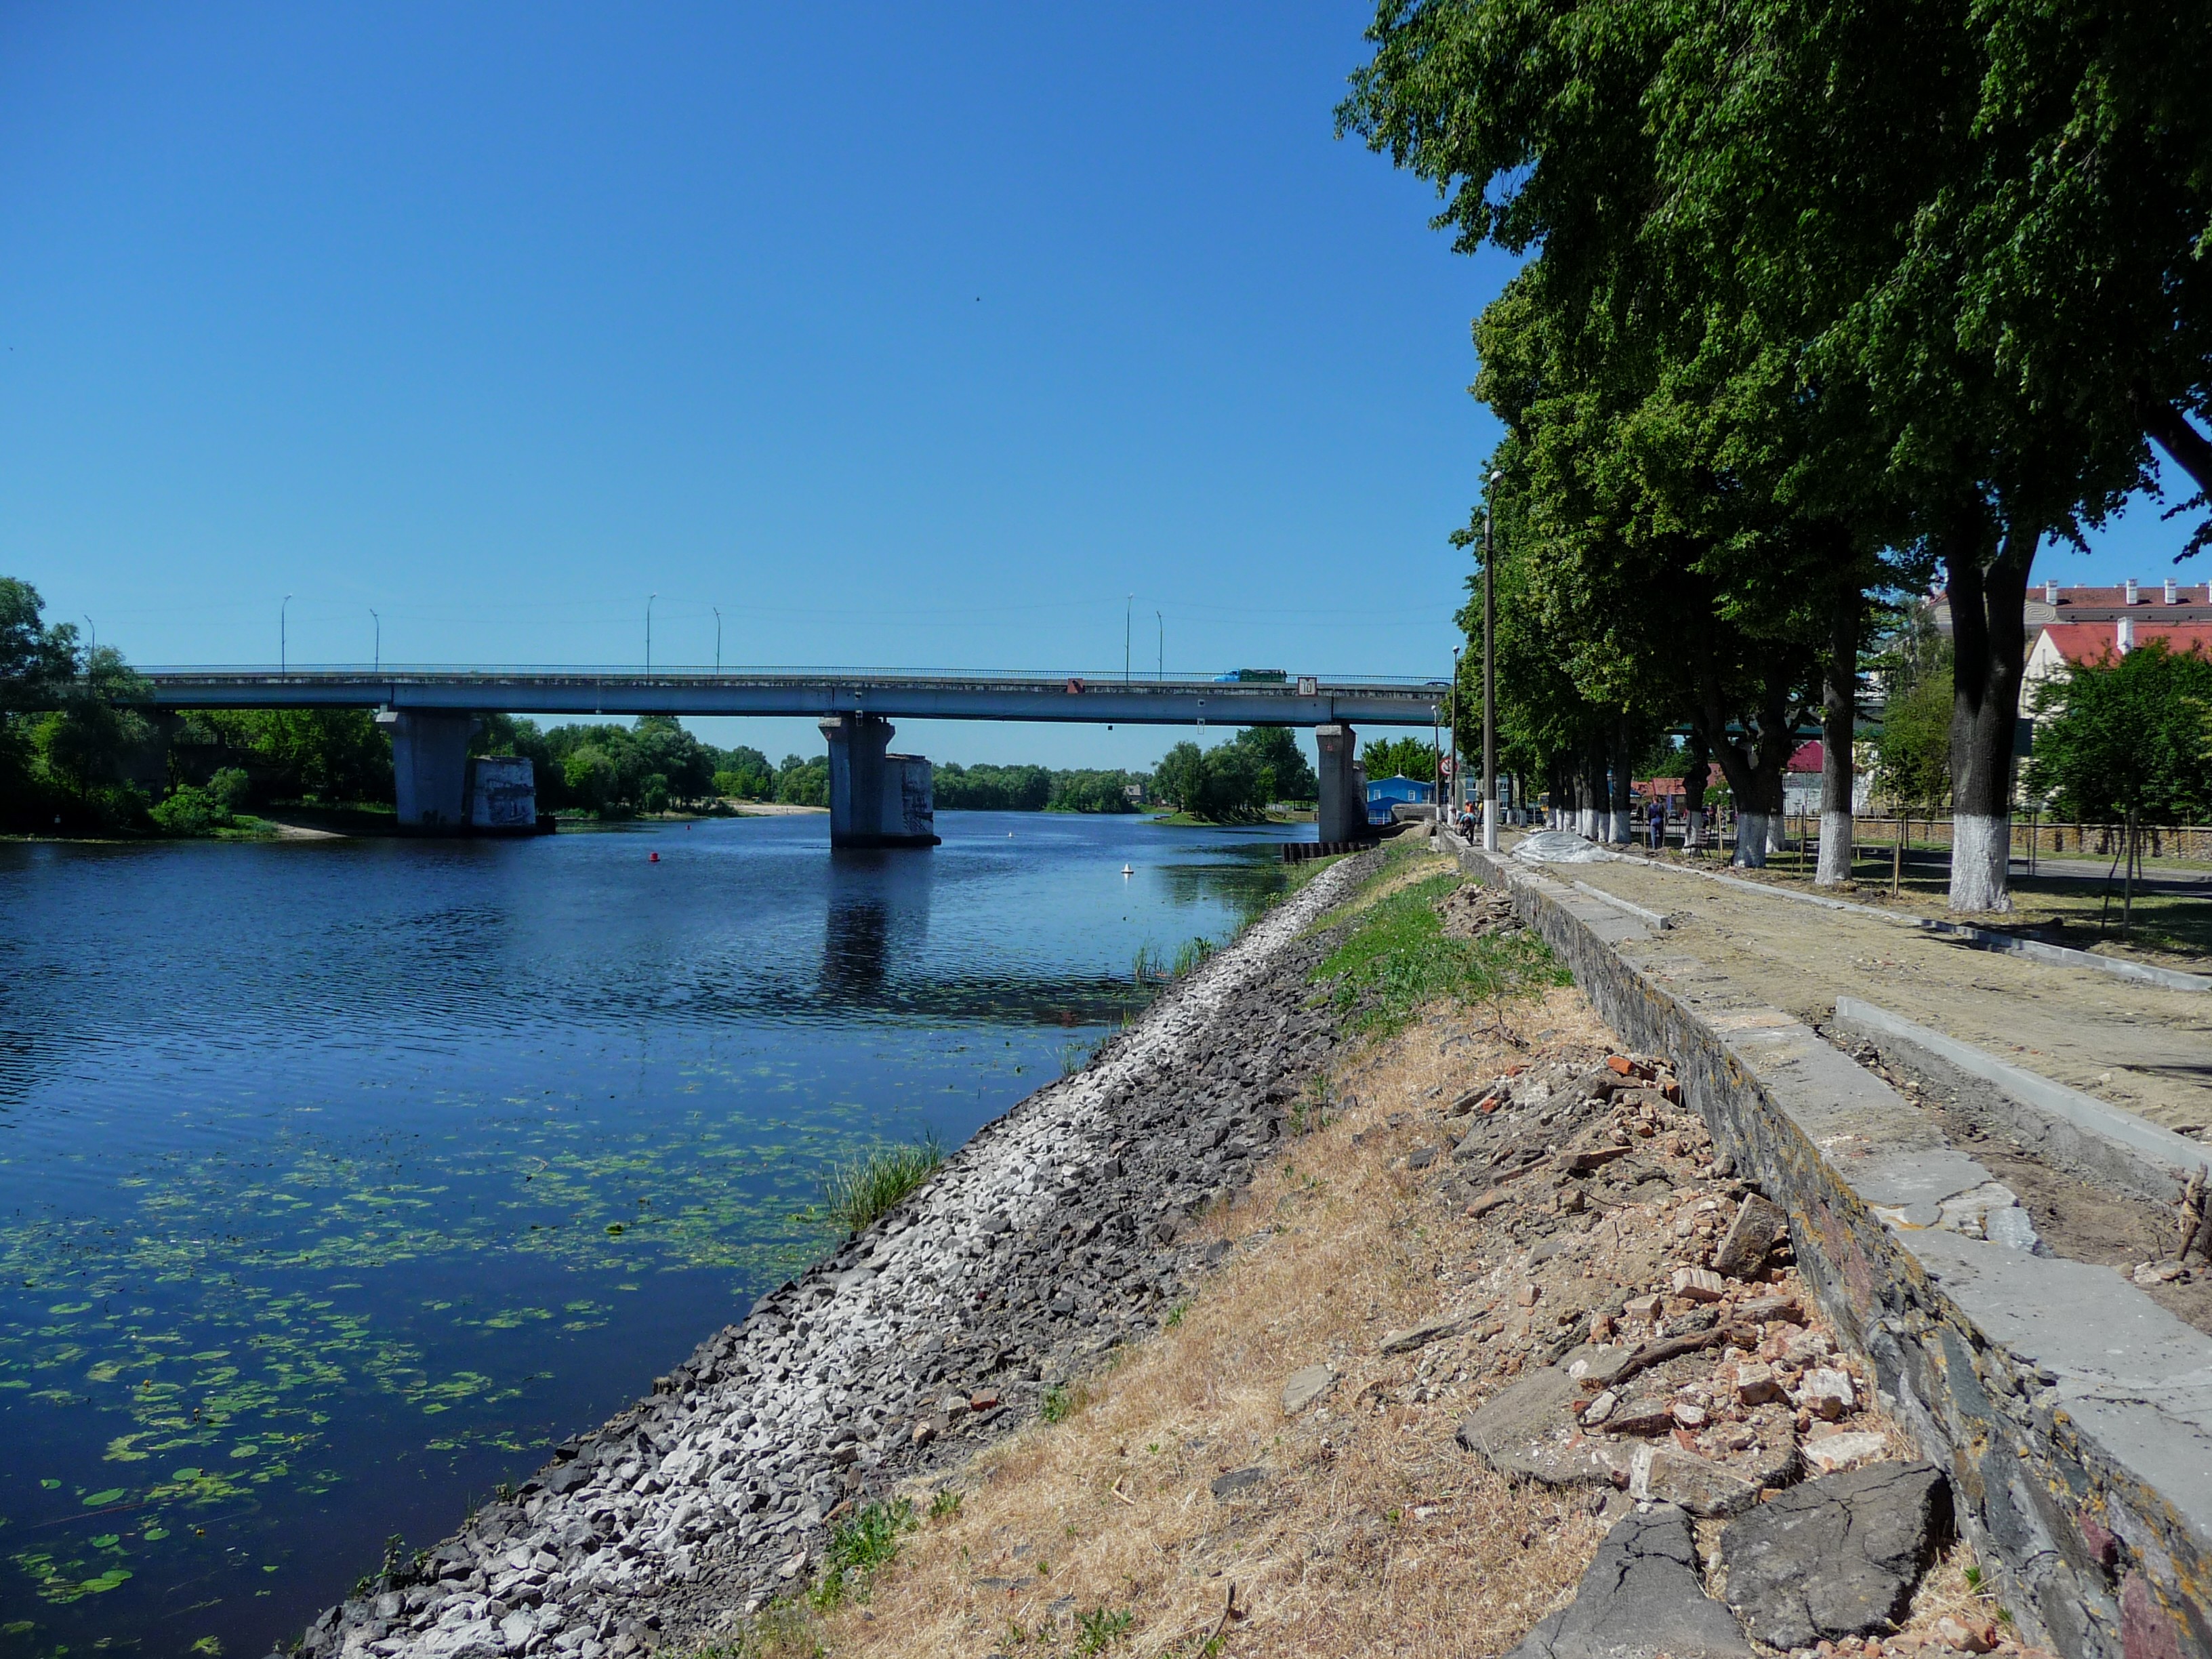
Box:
left=1343, top=0, right=2212, bottom=906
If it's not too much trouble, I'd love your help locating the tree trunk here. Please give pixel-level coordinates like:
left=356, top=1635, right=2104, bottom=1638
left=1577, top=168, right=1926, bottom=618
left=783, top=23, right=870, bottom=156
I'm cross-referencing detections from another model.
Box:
left=1610, top=712, right=1635, bottom=844
left=1945, top=525, right=2034, bottom=912
left=2141, top=394, right=2212, bottom=498
left=1582, top=733, right=1606, bottom=840
left=1816, top=586, right=1862, bottom=886
left=1682, top=733, right=1709, bottom=852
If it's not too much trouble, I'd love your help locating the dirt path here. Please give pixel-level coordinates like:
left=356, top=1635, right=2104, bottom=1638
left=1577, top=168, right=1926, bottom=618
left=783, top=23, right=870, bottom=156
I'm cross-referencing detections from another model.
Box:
left=1550, top=851, right=2212, bottom=1136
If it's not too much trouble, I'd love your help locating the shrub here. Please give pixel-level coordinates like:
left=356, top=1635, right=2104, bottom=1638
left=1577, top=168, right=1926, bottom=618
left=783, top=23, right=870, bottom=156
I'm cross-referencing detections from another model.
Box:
left=150, top=782, right=234, bottom=836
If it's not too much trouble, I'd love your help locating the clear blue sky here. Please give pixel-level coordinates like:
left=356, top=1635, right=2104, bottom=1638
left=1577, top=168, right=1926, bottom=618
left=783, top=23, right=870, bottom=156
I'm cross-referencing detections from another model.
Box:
left=1, top=4, right=2195, bottom=768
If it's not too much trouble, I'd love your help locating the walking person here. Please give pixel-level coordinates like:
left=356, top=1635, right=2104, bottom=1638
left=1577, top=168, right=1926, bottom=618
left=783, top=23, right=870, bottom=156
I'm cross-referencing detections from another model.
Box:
left=1646, top=792, right=1666, bottom=851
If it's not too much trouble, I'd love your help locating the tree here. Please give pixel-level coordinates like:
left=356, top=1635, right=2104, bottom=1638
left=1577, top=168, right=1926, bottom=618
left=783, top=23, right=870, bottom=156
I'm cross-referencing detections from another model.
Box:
left=30, top=644, right=152, bottom=808
left=2025, top=642, right=2212, bottom=826
left=1359, top=736, right=1435, bottom=785
left=775, top=756, right=830, bottom=808
left=1152, top=739, right=1271, bottom=822
left=195, top=708, right=393, bottom=804
left=1232, top=727, right=1317, bottom=802
left=1342, top=0, right=2210, bottom=909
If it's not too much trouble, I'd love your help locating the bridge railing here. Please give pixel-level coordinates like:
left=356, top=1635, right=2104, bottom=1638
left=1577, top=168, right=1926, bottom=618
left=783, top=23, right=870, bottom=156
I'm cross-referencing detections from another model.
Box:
left=134, top=664, right=1448, bottom=687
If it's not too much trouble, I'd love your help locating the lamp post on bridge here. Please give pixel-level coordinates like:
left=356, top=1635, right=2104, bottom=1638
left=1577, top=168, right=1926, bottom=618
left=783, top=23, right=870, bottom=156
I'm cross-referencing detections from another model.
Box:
left=1125, top=594, right=1132, bottom=684
left=83, top=617, right=95, bottom=663
left=1452, top=644, right=1462, bottom=822
left=646, top=593, right=657, bottom=677
left=714, top=606, right=722, bottom=674
left=1156, top=611, right=1163, bottom=679
left=371, top=609, right=380, bottom=675
left=1483, top=470, right=1503, bottom=853
left=281, top=594, right=293, bottom=677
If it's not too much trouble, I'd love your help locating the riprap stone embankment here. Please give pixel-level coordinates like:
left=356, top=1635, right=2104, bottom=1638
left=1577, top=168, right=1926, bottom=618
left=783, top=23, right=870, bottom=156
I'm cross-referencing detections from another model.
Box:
left=298, top=850, right=1379, bottom=1659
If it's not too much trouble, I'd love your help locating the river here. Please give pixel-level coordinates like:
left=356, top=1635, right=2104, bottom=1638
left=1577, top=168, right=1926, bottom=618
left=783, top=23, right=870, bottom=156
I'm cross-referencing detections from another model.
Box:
left=0, top=811, right=1294, bottom=1658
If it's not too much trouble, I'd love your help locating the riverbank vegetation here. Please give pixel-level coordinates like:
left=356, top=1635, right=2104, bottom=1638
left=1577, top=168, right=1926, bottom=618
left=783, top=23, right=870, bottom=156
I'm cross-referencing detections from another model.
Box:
left=1309, top=855, right=1568, bottom=1038
left=802, top=1137, right=947, bottom=1240
left=1151, top=727, right=1316, bottom=823
left=1341, top=0, right=2212, bottom=912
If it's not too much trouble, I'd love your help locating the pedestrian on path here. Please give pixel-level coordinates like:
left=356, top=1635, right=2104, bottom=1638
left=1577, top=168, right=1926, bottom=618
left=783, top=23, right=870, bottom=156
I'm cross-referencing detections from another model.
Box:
left=1646, top=793, right=1666, bottom=851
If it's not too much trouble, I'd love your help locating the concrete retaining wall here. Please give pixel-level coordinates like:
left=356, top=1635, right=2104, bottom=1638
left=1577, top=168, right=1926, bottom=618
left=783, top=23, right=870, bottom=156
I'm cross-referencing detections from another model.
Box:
left=1450, top=837, right=2212, bottom=1659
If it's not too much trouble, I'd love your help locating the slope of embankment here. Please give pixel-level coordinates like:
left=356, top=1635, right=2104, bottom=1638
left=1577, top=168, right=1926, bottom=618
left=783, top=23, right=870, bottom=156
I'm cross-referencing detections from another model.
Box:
left=297, top=848, right=1386, bottom=1658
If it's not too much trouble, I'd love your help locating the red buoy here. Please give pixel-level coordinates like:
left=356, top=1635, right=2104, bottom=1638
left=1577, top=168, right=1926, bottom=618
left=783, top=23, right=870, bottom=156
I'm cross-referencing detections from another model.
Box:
left=649, top=851, right=660, bottom=863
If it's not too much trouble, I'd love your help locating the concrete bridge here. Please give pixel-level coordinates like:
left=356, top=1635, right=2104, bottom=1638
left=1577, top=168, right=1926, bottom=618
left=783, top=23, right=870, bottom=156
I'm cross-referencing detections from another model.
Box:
left=139, top=666, right=1446, bottom=849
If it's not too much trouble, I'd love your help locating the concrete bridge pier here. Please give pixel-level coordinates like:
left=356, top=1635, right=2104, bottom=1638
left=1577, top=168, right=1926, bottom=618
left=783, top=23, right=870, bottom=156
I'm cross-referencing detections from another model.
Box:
left=383, top=710, right=477, bottom=832
left=819, top=713, right=940, bottom=848
left=1315, top=723, right=1366, bottom=844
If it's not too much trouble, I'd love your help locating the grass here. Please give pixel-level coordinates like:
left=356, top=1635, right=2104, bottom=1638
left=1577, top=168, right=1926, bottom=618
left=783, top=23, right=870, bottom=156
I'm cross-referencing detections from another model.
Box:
left=1310, top=865, right=1568, bottom=1038
left=1075, top=1607, right=1136, bottom=1651
left=1171, top=935, right=1218, bottom=977
left=805, top=1137, right=945, bottom=1238
left=811, top=1498, right=919, bottom=1609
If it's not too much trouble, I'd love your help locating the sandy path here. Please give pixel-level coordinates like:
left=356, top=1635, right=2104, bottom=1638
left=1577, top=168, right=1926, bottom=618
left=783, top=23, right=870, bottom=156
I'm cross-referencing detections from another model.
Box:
left=1553, top=853, right=2212, bottom=1135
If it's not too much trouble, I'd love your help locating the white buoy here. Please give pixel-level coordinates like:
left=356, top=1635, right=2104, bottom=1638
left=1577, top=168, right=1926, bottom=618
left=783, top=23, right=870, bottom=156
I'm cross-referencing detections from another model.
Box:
left=1120, top=863, right=1133, bottom=877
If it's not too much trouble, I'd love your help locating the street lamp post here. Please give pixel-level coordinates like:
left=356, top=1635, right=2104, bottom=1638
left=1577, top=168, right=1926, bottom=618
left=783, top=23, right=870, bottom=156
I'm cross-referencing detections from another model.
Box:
left=1156, top=611, right=1163, bottom=679
left=370, top=608, right=380, bottom=675
left=1483, top=471, right=1502, bottom=852
left=84, top=617, right=95, bottom=662
left=714, top=606, right=722, bottom=674
left=646, top=593, right=658, bottom=676
left=1452, top=644, right=1462, bottom=821
left=1125, top=594, right=1132, bottom=684
left=281, top=594, right=293, bottom=676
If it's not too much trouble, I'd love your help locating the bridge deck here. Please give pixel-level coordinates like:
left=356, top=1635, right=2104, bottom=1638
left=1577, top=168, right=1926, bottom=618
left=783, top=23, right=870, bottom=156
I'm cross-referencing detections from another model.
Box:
left=134, top=668, right=1446, bottom=726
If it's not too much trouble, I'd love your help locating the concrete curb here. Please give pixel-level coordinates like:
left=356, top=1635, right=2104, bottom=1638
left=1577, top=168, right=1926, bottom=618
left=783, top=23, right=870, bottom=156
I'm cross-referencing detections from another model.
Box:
left=1580, top=846, right=2212, bottom=992
left=1448, top=832, right=2212, bottom=1659
left=1833, top=996, right=2207, bottom=1202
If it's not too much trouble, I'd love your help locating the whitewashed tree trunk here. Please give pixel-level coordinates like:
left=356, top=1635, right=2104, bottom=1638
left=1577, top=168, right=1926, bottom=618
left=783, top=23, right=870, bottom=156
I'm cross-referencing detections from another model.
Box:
left=1767, top=815, right=1788, bottom=857
left=1579, top=806, right=1599, bottom=839
left=1735, top=811, right=1769, bottom=868
left=1610, top=809, right=1633, bottom=844
left=1816, top=811, right=1853, bottom=885
left=1951, top=815, right=2013, bottom=912
left=1685, top=808, right=1704, bottom=851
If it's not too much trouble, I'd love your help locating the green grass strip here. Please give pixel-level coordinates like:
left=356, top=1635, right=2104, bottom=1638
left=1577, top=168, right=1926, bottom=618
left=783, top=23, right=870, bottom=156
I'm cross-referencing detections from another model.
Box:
left=1310, top=870, right=1567, bottom=1039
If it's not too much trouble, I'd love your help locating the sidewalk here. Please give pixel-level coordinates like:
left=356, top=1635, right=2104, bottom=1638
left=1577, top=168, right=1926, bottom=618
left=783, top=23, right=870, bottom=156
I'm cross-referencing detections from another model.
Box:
left=1517, top=837, right=2212, bottom=1138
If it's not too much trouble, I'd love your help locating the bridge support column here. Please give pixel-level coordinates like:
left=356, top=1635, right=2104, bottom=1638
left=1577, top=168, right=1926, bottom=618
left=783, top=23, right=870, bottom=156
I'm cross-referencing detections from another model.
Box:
left=819, top=714, right=940, bottom=848
left=384, top=710, right=477, bottom=833
left=1315, top=723, right=1366, bottom=844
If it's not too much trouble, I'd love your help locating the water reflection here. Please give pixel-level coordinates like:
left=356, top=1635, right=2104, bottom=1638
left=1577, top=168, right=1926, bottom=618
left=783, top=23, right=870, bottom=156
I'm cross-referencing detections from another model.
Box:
left=821, top=848, right=933, bottom=999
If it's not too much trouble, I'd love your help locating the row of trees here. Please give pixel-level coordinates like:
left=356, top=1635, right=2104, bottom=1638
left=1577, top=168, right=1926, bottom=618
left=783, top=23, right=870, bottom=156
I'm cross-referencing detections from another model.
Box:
left=932, top=762, right=1146, bottom=813
left=1343, top=0, right=2212, bottom=909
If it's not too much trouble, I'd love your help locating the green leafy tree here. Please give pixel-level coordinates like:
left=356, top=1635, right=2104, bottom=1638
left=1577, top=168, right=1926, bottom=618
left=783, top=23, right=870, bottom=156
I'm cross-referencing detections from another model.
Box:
left=1359, top=736, right=1435, bottom=785
left=776, top=755, right=830, bottom=808
left=1342, top=0, right=2211, bottom=907
left=194, top=708, right=392, bottom=804
left=562, top=746, right=622, bottom=814
left=1151, top=739, right=1271, bottom=822
left=1231, top=727, right=1317, bottom=802
left=2025, top=642, right=2212, bottom=825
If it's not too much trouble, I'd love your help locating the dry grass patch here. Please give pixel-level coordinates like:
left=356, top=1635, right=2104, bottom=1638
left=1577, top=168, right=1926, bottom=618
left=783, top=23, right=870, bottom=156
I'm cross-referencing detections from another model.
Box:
left=796, top=984, right=1617, bottom=1659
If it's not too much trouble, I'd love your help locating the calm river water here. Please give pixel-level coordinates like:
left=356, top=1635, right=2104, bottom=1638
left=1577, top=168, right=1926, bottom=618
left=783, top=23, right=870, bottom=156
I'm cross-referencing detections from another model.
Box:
left=0, top=811, right=1294, bottom=1658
